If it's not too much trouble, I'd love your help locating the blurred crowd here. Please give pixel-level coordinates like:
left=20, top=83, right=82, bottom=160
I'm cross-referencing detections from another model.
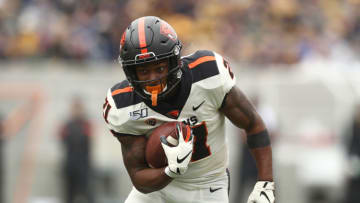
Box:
left=0, top=0, right=360, bottom=65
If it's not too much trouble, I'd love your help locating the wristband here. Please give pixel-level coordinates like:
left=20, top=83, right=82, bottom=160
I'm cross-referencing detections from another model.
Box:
left=247, top=130, right=271, bottom=149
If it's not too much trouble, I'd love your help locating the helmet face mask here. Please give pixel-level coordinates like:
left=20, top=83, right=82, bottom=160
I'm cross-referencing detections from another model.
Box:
left=119, top=16, right=183, bottom=105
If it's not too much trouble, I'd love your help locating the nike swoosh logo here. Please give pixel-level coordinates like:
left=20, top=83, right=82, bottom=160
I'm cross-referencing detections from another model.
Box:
left=260, top=191, right=271, bottom=203
left=177, top=150, right=192, bottom=163
left=209, top=187, right=222, bottom=193
left=192, top=100, right=205, bottom=111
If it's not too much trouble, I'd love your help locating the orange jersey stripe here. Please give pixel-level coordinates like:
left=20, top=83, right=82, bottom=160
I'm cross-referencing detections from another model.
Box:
left=111, top=87, right=133, bottom=96
left=188, top=56, right=216, bottom=69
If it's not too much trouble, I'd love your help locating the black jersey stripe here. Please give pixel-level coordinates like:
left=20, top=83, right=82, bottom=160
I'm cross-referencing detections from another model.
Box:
left=110, top=80, right=131, bottom=92
left=190, top=60, right=219, bottom=83
left=111, top=80, right=142, bottom=109
left=188, top=56, right=216, bottom=69
left=182, top=50, right=219, bottom=83
left=182, top=50, right=214, bottom=61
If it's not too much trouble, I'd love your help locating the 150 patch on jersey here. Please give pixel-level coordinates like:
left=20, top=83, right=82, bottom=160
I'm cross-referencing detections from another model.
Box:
left=130, top=108, right=148, bottom=120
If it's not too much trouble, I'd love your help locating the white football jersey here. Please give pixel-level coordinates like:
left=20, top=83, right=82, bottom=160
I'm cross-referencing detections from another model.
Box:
left=103, top=50, right=236, bottom=188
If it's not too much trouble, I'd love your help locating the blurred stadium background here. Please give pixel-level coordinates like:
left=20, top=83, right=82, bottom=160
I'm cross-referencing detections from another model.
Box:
left=1, top=0, right=360, bottom=203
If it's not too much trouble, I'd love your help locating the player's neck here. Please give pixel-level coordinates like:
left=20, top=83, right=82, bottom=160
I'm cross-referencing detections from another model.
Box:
left=164, top=85, right=180, bottom=104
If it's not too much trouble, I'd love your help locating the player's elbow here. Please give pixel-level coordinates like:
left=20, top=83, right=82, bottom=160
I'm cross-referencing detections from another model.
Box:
left=130, top=171, right=169, bottom=194
left=133, top=180, right=167, bottom=194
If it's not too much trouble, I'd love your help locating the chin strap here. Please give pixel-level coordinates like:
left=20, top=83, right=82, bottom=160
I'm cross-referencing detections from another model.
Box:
left=145, top=84, right=163, bottom=106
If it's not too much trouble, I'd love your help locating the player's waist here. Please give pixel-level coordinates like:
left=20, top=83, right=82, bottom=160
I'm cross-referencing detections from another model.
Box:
left=172, top=169, right=229, bottom=190
left=174, top=145, right=228, bottom=185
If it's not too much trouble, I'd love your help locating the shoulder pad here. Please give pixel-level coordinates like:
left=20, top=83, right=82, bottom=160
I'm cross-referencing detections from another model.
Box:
left=182, top=50, right=219, bottom=83
left=110, top=80, right=142, bottom=109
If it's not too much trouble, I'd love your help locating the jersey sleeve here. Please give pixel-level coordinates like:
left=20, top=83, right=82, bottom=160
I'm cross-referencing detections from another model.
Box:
left=212, top=52, right=236, bottom=108
left=103, top=88, right=122, bottom=133
left=103, top=88, right=142, bottom=136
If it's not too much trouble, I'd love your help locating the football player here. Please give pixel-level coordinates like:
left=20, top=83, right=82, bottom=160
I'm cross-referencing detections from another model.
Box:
left=103, top=16, right=275, bottom=203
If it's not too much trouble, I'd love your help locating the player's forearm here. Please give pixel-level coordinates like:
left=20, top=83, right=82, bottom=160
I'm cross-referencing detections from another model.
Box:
left=130, top=167, right=173, bottom=193
left=250, top=146, right=273, bottom=181
left=245, top=128, right=274, bottom=181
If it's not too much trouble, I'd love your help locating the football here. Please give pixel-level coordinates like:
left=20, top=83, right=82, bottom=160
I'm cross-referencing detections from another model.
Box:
left=145, top=121, right=190, bottom=168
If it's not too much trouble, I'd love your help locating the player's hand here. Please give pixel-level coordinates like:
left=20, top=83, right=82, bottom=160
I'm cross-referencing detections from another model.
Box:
left=160, top=123, right=194, bottom=178
left=247, top=181, right=275, bottom=203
